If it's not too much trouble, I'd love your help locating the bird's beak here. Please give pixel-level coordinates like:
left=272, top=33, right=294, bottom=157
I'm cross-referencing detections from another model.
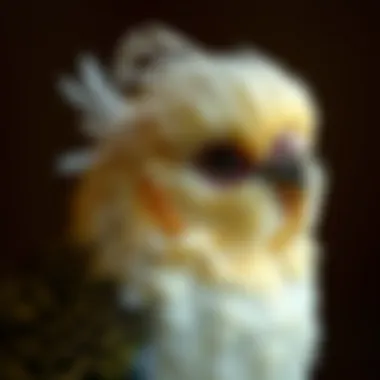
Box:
left=260, top=158, right=305, bottom=189
left=259, top=133, right=308, bottom=252
left=260, top=131, right=307, bottom=185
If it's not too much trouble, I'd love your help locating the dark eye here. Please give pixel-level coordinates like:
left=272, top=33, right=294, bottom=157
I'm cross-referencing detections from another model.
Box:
left=193, top=142, right=253, bottom=184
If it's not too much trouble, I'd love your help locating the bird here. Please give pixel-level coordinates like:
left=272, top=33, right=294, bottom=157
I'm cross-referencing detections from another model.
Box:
left=57, top=22, right=329, bottom=380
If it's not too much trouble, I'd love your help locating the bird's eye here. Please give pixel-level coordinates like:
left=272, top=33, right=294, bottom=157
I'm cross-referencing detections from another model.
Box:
left=193, top=142, right=253, bottom=184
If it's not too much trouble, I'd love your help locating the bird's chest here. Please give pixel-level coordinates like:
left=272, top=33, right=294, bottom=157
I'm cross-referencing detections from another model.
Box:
left=150, top=273, right=320, bottom=380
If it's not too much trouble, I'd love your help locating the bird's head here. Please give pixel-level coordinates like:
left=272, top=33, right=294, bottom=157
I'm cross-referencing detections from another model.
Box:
left=58, top=25, right=326, bottom=294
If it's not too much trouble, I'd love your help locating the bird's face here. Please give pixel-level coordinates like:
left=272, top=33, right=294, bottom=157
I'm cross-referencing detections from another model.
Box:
left=129, top=56, right=319, bottom=256
left=67, top=51, right=323, bottom=288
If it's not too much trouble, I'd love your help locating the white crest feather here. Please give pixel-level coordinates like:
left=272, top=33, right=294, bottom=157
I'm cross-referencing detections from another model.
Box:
left=113, top=21, right=203, bottom=87
left=55, top=148, right=98, bottom=176
left=57, top=54, right=132, bottom=139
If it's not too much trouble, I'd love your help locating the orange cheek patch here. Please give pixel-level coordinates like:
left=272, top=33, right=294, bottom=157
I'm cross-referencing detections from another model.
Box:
left=137, top=177, right=184, bottom=237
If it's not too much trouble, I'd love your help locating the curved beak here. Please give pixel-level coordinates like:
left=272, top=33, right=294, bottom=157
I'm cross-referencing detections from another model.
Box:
left=258, top=133, right=308, bottom=252
left=260, top=158, right=305, bottom=189
left=259, top=131, right=307, bottom=188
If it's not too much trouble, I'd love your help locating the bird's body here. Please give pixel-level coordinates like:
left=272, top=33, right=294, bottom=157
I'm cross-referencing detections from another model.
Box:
left=143, top=265, right=320, bottom=380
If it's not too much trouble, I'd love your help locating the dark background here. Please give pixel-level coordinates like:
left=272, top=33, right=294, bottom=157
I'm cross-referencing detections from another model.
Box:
left=2, top=1, right=379, bottom=379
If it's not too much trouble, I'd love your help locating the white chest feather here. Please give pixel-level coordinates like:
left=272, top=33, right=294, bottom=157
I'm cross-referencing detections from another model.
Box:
left=149, top=271, right=320, bottom=380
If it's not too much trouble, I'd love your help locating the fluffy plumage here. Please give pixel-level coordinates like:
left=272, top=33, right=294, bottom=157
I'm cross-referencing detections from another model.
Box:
left=58, top=23, right=328, bottom=380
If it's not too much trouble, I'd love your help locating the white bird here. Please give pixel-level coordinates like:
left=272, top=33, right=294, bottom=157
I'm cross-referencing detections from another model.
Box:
left=58, top=23, right=329, bottom=380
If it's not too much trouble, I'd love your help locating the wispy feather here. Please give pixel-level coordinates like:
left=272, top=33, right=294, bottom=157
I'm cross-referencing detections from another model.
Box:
left=57, top=54, right=132, bottom=139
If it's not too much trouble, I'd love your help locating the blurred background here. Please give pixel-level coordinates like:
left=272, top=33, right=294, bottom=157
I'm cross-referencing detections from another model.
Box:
left=2, top=1, right=378, bottom=379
